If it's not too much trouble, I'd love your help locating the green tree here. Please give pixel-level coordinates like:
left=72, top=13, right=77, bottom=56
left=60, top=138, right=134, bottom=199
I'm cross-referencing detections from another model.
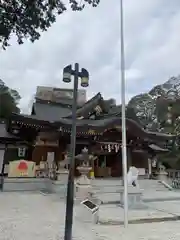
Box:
left=0, top=0, right=100, bottom=49
left=0, top=79, right=21, bottom=118
left=148, top=91, right=180, bottom=169
left=128, top=93, right=158, bottom=129
left=128, top=76, right=180, bottom=168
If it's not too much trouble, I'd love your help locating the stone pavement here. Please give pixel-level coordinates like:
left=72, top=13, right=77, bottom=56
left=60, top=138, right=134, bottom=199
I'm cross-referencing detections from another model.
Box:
left=0, top=192, right=92, bottom=240
left=98, top=202, right=180, bottom=224
left=148, top=200, right=180, bottom=215
left=96, top=189, right=180, bottom=204
left=92, top=179, right=180, bottom=204
left=0, top=192, right=180, bottom=240
left=96, top=222, right=180, bottom=240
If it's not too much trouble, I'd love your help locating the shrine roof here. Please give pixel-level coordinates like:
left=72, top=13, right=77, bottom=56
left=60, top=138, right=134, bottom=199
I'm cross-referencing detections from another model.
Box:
left=97, top=106, right=143, bottom=126
left=66, top=93, right=106, bottom=118
left=31, top=93, right=108, bottom=121
left=31, top=100, right=72, bottom=121
left=148, top=144, right=169, bottom=152
left=35, top=96, right=76, bottom=106
left=55, top=117, right=174, bottom=140
left=8, top=111, right=175, bottom=141
left=0, top=122, right=20, bottom=140
left=51, top=117, right=173, bottom=142
left=31, top=94, right=143, bottom=126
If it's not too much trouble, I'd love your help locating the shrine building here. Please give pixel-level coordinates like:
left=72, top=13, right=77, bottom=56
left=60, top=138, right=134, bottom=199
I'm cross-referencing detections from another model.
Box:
left=0, top=86, right=174, bottom=178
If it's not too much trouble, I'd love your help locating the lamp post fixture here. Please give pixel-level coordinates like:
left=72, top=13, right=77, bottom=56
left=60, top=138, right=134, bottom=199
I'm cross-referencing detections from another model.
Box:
left=63, top=63, right=89, bottom=240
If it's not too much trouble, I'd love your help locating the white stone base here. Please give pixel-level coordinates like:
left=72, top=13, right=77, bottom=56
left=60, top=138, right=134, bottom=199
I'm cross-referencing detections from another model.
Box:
left=50, top=180, right=68, bottom=195
left=75, top=203, right=99, bottom=224
left=3, top=178, right=51, bottom=192
left=76, top=174, right=91, bottom=185
left=120, top=186, right=145, bottom=209
left=75, top=174, right=93, bottom=201
left=157, top=172, right=168, bottom=182
left=56, top=170, right=69, bottom=182
left=75, top=184, right=92, bottom=201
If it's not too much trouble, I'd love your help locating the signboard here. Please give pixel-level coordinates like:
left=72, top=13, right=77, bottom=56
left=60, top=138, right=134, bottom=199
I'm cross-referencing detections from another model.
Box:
left=18, top=148, right=26, bottom=157
left=80, top=199, right=99, bottom=223
left=81, top=199, right=97, bottom=211
left=8, top=160, right=36, bottom=178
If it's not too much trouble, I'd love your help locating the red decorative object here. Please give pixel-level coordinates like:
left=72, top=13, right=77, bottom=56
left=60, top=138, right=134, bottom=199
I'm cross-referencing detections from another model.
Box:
left=18, top=161, right=28, bottom=171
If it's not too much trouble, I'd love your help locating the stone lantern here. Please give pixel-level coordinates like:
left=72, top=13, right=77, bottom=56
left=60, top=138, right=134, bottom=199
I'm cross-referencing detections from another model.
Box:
left=75, top=147, right=94, bottom=200
left=156, top=162, right=168, bottom=182
left=76, top=147, right=93, bottom=184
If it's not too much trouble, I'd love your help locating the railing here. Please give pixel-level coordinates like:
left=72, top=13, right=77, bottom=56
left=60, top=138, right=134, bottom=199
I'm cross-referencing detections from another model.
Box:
left=166, top=169, right=180, bottom=179
left=166, top=169, right=180, bottom=189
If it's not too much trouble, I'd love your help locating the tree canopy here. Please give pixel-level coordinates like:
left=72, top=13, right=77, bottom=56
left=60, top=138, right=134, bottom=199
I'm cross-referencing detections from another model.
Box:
left=128, top=93, right=157, bottom=129
left=0, top=0, right=100, bottom=49
left=128, top=76, right=180, bottom=168
left=0, top=79, right=21, bottom=119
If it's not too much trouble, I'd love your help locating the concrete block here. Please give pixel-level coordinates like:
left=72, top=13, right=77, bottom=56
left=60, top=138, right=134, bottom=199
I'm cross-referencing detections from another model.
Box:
left=51, top=181, right=67, bottom=195
left=120, top=187, right=146, bottom=209
left=3, top=178, right=50, bottom=192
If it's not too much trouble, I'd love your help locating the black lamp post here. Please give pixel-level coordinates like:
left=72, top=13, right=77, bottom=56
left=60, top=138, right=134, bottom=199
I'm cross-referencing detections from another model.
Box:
left=63, top=63, right=89, bottom=240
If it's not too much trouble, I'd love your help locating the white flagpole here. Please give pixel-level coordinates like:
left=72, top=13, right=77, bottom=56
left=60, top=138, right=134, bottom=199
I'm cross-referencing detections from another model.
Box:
left=120, top=0, right=128, bottom=228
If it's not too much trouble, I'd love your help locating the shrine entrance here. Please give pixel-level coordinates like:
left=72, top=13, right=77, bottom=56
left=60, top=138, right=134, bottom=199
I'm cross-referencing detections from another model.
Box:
left=93, top=153, right=122, bottom=178
left=91, top=141, right=122, bottom=178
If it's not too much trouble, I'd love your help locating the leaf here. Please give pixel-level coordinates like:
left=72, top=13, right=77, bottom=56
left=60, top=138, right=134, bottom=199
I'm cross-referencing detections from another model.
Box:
left=0, top=80, right=21, bottom=118
left=0, top=0, right=100, bottom=49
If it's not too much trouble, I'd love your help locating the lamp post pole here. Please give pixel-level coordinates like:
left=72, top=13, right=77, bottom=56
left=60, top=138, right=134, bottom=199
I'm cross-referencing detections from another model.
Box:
left=120, top=0, right=128, bottom=228
left=63, top=63, right=89, bottom=240
left=64, top=63, right=79, bottom=240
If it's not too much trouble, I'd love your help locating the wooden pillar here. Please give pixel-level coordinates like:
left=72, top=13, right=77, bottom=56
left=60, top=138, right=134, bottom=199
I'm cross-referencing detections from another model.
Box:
left=0, top=143, right=6, bottom=190
left=31, top=146, right=43, bottom=165
left=58, top=141, right=66, bottom=162
left=90, top=156, right=95, bottom=179
left=127, top=147, right=132, bottom=171
left=148, top=158, right=152, bottom=178
left=104, top=155, right=107, bottom=167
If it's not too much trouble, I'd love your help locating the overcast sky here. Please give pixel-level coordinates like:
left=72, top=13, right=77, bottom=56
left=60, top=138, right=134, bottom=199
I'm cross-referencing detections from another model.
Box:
left=1, top=0, right=180, bottom=113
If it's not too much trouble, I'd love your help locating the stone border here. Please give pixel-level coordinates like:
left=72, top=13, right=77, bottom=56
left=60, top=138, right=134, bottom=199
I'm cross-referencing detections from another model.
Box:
left=2, top=178, right=67, bottom=194
left=98, top=215, right=180, bottom=225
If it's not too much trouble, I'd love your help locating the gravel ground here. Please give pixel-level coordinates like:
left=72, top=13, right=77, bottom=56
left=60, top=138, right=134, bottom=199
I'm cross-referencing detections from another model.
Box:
left=0, top=192, right=180, bottom=240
